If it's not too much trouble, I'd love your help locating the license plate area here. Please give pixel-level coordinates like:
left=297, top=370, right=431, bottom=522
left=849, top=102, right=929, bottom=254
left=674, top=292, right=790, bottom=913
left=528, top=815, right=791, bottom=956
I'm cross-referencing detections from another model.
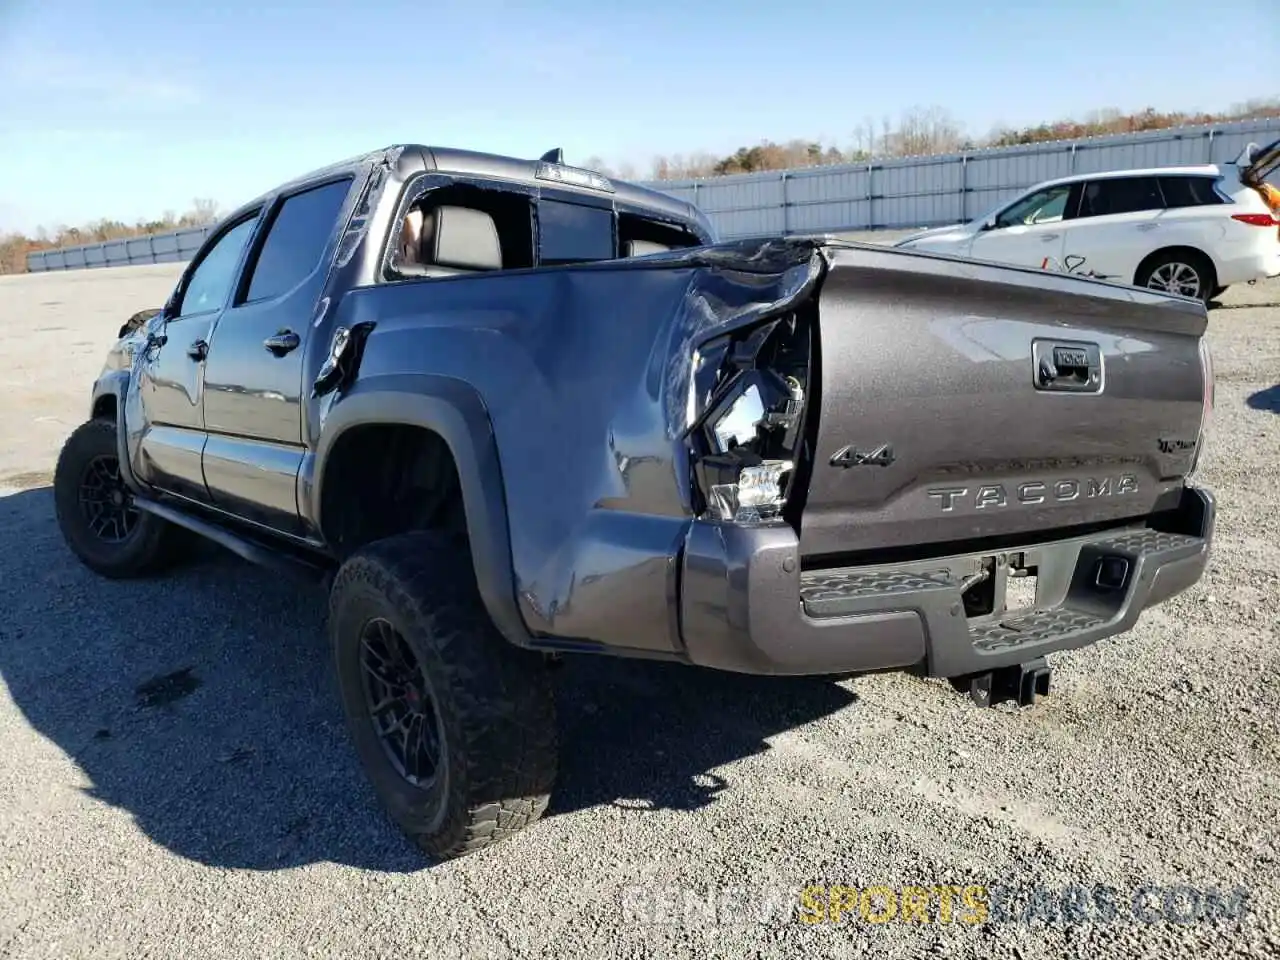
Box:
left=958, top=553, right=1040, bottom=619
left=1005, top=569, right=1039, bottom=611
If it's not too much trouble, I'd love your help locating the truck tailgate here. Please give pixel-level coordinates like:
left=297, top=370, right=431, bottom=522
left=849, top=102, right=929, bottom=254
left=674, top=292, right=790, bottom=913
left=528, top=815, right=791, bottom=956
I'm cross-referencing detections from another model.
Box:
left=799, top=247, right=1210, bottom=561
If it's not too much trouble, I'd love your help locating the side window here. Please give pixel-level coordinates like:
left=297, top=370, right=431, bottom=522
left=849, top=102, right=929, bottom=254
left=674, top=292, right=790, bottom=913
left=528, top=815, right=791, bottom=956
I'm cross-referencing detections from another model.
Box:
left=1159, top=176, right=1226, bottom=208
left=387, top=181, right=534, bottom=279
left=538, top=199, right=615, bottom=265
left=994, top=184, right=1072, bottom=228
left=1078, top=177, right=1164, bottom=218
left=241, top=179, right=352, bottom=303
left=617, top=212, right=702, bottom=257
left=175, top=216, right=258, bottom=317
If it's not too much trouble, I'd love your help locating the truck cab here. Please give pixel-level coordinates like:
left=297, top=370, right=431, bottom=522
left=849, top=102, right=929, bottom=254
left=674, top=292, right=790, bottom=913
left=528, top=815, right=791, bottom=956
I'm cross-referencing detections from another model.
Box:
left=98, top=146, right=714, bottom=545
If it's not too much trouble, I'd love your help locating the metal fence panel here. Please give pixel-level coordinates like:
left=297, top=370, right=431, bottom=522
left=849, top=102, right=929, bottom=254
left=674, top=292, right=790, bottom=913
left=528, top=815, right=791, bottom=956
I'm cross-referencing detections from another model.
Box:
left=647, top=116, right=1280, bottom=240
left=24, top=118, right=1280, bottom=270
left=25, top=224, right=215, bottom=272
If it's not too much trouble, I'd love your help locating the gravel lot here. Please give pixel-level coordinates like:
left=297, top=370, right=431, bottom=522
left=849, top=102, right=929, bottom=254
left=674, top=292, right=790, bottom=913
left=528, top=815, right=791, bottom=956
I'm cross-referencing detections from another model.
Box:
left=1, top=255, right=1277, bottom=959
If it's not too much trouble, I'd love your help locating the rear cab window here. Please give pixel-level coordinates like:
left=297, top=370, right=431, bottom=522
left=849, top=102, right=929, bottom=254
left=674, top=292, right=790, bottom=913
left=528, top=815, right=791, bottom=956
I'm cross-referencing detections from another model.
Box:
left=383, top=175, right=706, bottom=281
left=617, top=211, right=703, bottom=256
left=537, top=199, right=615, bottom=265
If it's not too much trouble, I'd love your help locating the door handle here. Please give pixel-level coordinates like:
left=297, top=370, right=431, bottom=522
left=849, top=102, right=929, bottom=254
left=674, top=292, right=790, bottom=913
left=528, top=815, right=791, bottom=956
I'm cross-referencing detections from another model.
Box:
left=187, top=339, right=208, bottom=361
left=1040, top=233, right=1060, bottom=241
left=1137, top=222, right=1159, bottom=231
left=263, top=330, right=300, bottom=356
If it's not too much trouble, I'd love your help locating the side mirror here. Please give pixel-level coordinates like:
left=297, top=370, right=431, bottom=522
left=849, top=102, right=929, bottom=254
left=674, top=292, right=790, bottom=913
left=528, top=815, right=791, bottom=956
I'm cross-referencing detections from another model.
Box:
left=118, top=307, right=163, bottom=339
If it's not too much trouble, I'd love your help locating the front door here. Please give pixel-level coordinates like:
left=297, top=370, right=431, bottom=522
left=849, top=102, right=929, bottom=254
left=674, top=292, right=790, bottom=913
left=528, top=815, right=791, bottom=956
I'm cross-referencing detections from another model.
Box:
left=200, top=177, right=355, bottom=537
left=968, top=182, right=1073, bottom=271
left=132, top=212, right=261, bottom=503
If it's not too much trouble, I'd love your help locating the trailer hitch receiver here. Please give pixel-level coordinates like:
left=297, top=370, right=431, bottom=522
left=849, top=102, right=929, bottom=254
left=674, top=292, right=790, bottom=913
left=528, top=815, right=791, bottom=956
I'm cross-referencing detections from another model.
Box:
left=958, top=657, right=1052, bottom=708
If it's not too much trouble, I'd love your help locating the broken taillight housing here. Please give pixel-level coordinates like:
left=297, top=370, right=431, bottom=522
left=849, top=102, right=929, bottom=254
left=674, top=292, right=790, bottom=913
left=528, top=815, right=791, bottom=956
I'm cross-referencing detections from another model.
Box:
left=1189, top=335, right=1214, bottom=479
left=684, top=312, right=812, bottom=524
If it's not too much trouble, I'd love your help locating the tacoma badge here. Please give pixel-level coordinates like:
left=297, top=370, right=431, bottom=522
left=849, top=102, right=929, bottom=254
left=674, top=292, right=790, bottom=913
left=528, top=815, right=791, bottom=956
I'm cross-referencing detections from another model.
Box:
left=927, top=474, right=1139, bottom=512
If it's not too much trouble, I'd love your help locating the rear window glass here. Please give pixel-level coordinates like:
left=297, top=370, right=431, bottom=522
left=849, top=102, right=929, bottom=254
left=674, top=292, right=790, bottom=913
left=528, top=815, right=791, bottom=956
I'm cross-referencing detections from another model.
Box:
left=1079, top=177, right=1164, bottom=217
left=1159, top=176, right=1225, bottom=208
left=538, top=200, right=614, bottom=265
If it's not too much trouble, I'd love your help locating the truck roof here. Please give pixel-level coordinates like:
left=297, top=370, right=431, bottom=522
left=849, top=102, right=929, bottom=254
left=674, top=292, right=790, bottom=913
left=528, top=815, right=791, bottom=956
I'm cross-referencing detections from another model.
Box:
left=240, top=143, right=707, bottom=233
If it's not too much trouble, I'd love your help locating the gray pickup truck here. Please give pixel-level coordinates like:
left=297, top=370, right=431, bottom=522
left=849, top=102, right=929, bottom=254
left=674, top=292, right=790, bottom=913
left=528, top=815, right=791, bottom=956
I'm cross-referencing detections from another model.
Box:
left=53, top=143, right=1216, bottom=860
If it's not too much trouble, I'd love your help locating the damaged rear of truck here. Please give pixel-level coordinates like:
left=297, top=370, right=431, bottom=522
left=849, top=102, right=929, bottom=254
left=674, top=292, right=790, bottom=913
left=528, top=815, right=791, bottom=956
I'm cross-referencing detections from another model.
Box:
left=439, top=236, right=1215, bottom=705
left=58, top=146, right=1215, bottom=861
left=633, top=238, right=1215, bottom=703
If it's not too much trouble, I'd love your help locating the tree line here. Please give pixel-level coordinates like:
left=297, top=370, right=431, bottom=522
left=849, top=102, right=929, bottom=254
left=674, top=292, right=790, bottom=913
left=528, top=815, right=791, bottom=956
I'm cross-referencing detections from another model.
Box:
left=584, top=98, right=1280, bottom=181
left=3, top=98, right=1277, bottom=274
left=1, top=198, right=221, bottom=275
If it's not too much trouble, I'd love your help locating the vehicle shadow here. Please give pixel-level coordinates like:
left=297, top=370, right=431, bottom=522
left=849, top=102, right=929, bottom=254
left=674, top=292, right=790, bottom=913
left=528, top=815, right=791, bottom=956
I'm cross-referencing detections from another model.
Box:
left=1246, top=384, right=1280, bottom=413
left=0, top=486, right=857, bottom=872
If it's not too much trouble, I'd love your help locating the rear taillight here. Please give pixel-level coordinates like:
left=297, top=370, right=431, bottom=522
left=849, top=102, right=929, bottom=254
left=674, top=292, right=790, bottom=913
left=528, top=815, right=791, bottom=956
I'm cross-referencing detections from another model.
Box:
left=1190, top=336, right=1214, bottom=479
left=684, top=313, right=812, bottom=524
left=1230, top=212, right=1280, bottom=227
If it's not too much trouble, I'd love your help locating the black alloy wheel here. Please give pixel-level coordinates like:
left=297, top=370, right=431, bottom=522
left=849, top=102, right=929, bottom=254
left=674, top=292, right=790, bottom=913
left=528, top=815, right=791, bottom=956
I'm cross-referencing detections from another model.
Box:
left=358, top=616, right=445, bottom=788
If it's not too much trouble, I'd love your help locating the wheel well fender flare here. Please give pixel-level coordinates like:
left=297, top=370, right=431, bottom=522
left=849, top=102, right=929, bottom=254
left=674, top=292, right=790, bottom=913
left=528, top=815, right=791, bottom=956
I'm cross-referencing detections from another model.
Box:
left=90, top=370, right=143, bottom=494
left=311, top=374, right=531, bottom=647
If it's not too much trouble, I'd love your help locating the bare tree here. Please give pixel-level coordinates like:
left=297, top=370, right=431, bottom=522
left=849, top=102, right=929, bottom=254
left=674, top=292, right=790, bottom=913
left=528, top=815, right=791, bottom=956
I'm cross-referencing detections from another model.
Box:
left=190, top=198, right=220, bottom=224
left=889, top=105, right=964, bottom=157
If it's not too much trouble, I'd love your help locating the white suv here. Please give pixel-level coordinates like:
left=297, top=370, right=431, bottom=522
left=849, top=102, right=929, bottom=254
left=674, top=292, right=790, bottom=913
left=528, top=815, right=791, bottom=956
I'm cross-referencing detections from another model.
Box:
left=894, top=137, right=1280, bottom=304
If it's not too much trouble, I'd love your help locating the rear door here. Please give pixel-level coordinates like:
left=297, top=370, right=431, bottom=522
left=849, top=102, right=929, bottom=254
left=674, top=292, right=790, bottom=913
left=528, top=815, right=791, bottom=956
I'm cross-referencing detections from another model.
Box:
left=966, top=182, right=1072, bottom=270
left=1056, top=175, right=1165, bottom=283
left=1148, top=173, right=1236, bottom=255
left=199, top=176, right=355, bottom=536
left=132, top=211, right=261, bottom=503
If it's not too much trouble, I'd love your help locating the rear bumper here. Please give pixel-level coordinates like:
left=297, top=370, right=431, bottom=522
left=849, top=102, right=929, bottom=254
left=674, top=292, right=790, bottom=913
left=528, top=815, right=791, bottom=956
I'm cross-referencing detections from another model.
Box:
left=1215, top=244, right=1280, bottom=285
left=678, top=484, right=1215, bottom=678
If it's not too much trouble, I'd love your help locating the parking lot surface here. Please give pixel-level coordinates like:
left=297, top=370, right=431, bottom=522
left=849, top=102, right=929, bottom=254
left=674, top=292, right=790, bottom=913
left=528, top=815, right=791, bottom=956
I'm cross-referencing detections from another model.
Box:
left=1, top=256, right=1277, bottom=959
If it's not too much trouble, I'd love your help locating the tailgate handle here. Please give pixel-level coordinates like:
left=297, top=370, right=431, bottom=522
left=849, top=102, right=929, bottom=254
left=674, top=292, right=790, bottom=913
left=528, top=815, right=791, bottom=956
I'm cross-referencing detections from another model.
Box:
left=1032, top=339, right=1103, bottom=393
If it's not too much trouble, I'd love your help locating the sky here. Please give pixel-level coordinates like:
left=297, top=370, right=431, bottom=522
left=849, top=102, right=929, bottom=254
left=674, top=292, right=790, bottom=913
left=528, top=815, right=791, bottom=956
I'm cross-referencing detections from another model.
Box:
left=0, top=0, right=1277, bottom=235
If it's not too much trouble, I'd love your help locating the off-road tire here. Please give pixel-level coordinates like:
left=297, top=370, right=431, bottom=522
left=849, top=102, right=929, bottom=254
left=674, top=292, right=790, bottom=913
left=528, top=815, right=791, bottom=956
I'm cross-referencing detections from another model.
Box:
left=328, top=530, right=558, bottom=861
left=53, top=418, right=188, bottom=578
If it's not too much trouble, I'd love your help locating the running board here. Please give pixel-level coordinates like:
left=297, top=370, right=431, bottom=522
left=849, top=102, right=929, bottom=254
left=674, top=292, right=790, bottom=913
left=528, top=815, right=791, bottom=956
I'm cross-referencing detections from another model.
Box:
left=133, top=496, right=333, bottom=588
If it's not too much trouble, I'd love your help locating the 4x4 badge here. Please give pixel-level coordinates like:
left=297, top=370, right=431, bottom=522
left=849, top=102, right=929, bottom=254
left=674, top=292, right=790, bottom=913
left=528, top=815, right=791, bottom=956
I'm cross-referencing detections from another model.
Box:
left=830, top=443, right=895, bottom=468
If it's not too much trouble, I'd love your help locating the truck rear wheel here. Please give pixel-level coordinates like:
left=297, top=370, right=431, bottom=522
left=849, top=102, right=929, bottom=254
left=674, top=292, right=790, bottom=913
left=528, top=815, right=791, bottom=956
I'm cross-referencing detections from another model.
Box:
left=53, top=418, right=188, bottom=578
left=328, top=531, right=557, bottom=861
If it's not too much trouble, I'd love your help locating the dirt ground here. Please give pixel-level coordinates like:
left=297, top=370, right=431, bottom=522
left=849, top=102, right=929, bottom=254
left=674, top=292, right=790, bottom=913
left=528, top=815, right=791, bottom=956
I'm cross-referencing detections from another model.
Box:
left=0, top=261, right=1277, bottom=959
